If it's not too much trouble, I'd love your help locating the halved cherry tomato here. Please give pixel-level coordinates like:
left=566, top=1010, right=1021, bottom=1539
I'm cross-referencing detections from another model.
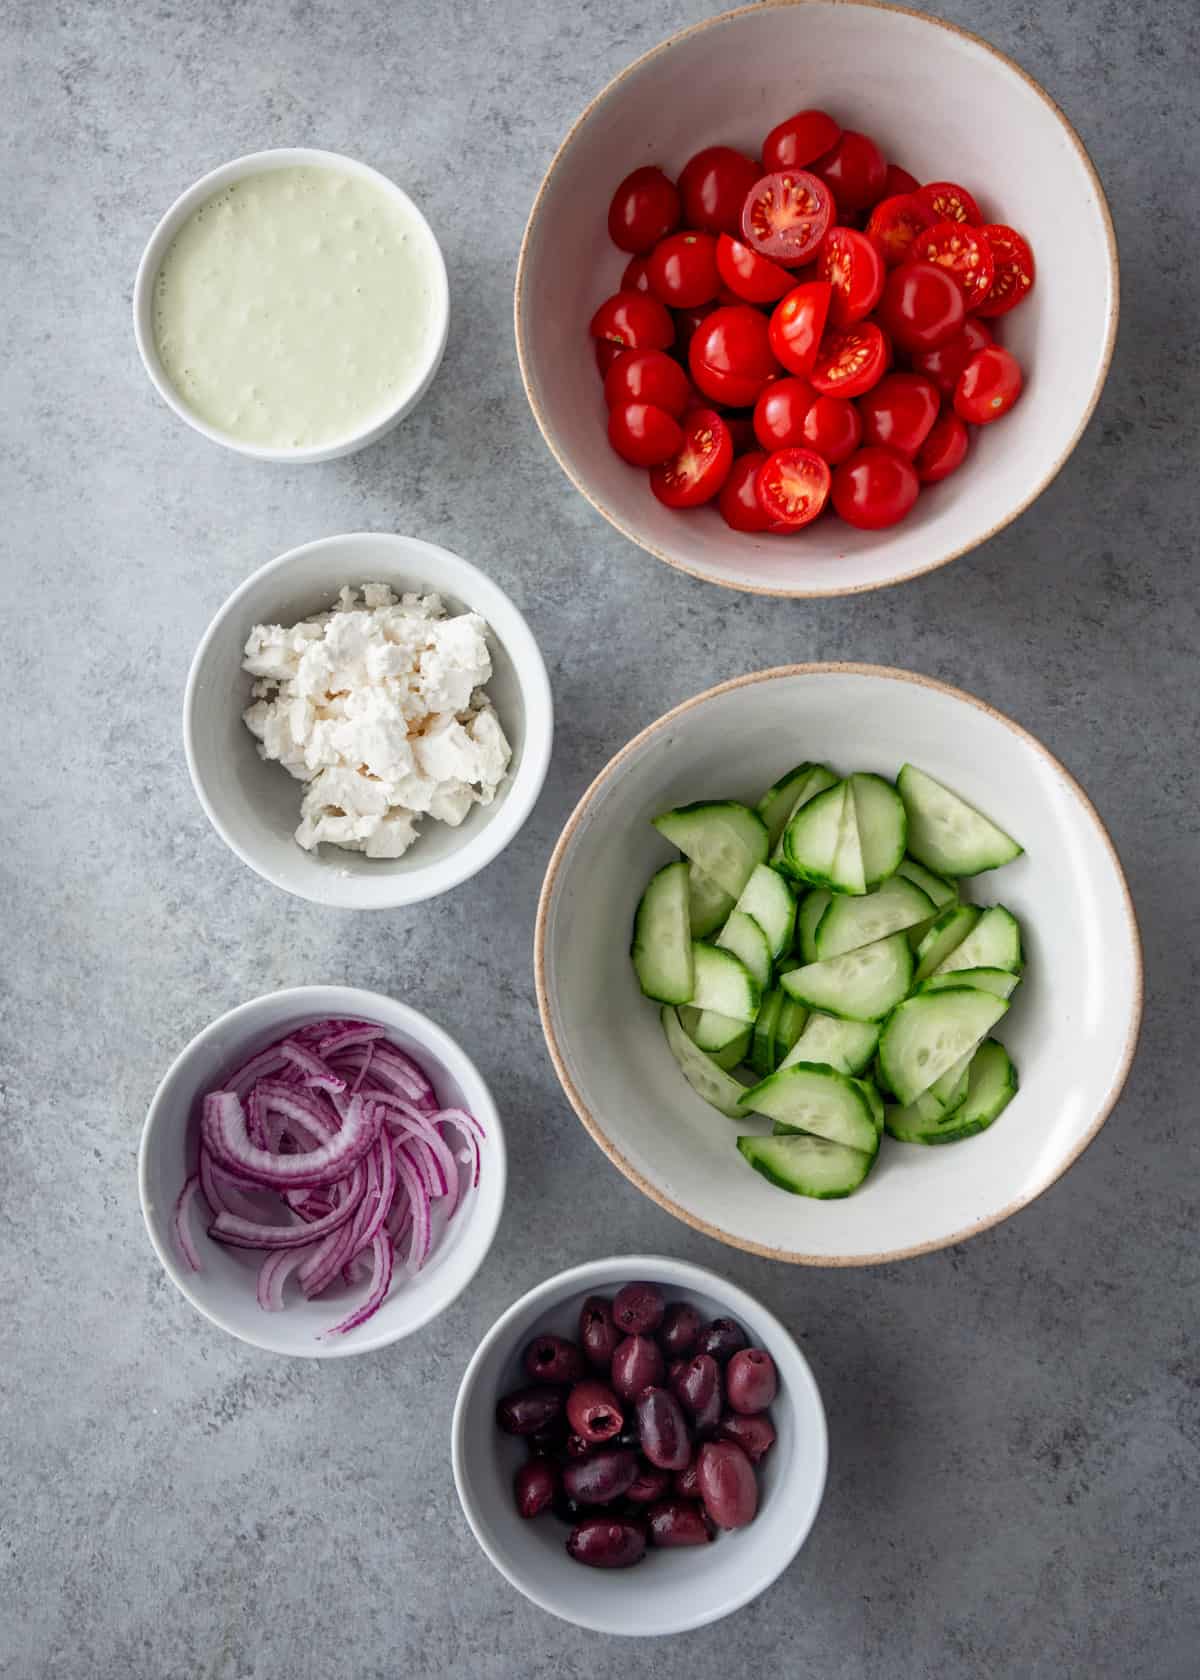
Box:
left=878, top=261, right=965, bottom=352
left=621, top=255, right=652, bottom=294
left=753, top=376, right=817, bottom=450
left=883, top=163, right=919, bottom=197
left=975, top=225, right=1036, bottom=318
left=679, top=146, right=761, bottom=236
left=608, top=166, right=682, bottom=253
left=595, top=341, right=626, bottom=375
left=716, top=234, right=793, bottom=304
left=688, top=305, right=781, bottom=406
left=831, top=446, right=920, bottom=528
left=757, top=447, right=832, bottom=528
left=857, top=372, right=940, bottom=455
left=650, top=407, right=733, bottom=507
left=865, top=193, right=937, bottom=267
left=590, top=290, right=675, bottom=352
left=719, top=451, right=773, bottom=532
left=741, top=171, right=834, bottom=265
left=604, top=348, right=692, bottom=417
left=818, top=226, right=885, bottom=326
left=912, top=220, right=995, bottom=312
left=916, top=180, right=982, bottom=226
left=954, top=346, right=1023, bottom=423
left=811, top=130, right=887, bottom=212
left=809, top=320, right=889, bottom=399
left=801, top=394, right=862, bottom=465
left=768, top=281, right=833, bottom=376
left=607, top=401, right=685, bottom=466
left=914, top=411, right=969, bottom=483
left=910, top=318, right=992, bottom=394
left=761, top=109, right=841, bottom=173
left=648, top=231, right=721, bottom=307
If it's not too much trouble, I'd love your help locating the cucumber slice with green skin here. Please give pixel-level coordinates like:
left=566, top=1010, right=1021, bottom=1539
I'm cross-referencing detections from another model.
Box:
left=912, top=904, right=981, bottom=984
left=796, top=890, right=832, bottom=963
left=849, top=773, right=907, bottom=890
left=662, top=1007, right=750, bottom=1119
left=691, top=1008, right=754, bottom=1053
left=780, top=1011, right=880, bottom=1075
left=781, top=782, right=848, bottom=888
left=829, top=781, right=867, bottom=896
left=885, top=1088, right=960, bottom=1141
left=756, top=764, right=816, bottom=849
left=918, top=967, right=1018, bottom=1001
left=740, top=1063, right=879, bottom=1153
left=631, top=861, right=694, bottom=1003
left=654, top=802, right=769, bottom=900
left=897, top=765, right=1023, bottom=878
left=935, top=905, right=1024, bottom=975
left=734, top=864, right=797, bottom=960
left=898, top=856, right=959, bottom=949
left=782, top=933, right=913, bottom=1023
left=770, top=766, right=839, bottom=864
left=858, top=1079, right=885, bottom=1134
left=878, top=986, right=1009, bottom=1106
left=815, top=875, right=934, bottom=960
left=710, top=1028, right=752, bottom=1071
left=775, top=995, right=808, bottom=1063
left=927, top=1039, right=1018, bottom=1143
left=715, top=909, right=773, bottom=990
left=687, top=863, right=736, bottom=940
left=751, top=990, right=784, bottom=1077
left=690, top=943, right=761, bottom=1023
left=737, top=1132, right=874, bottom=1198
left=926, top=1053, right=970, bottom=1113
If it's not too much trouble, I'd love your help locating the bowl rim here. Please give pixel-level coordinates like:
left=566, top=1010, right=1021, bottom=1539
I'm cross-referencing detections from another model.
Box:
left=450, top=1252, right=829, bottom=1634
left=534, top=663, right=1144, bottom=1264
left=513, top=0, right=1120, bottom=598
left=181, top=529, right=555, bottom=908
left=138, top=984, right=507, bottom=1358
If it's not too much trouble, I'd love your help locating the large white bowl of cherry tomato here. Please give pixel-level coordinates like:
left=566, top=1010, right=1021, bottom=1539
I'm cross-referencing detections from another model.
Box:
left=515, top=0, right=1117, bottom=597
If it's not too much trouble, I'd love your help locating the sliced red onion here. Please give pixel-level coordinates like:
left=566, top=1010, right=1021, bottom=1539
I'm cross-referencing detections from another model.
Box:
left=328, top=1232, right=394, bottom=1337
left=317, top=1022, right=385, bottom=1057
left=257, top=1247, right=312, bottom=1311
left=393, top=1144, right=433, bottom=1269
left=280, top=1040, right=347, bottom=1093
left=173, top=1175, right=204, bottom=1272
left=202, top=1090, right=380, bottom=1188
left=209, top=1178, right=362, bottom=1249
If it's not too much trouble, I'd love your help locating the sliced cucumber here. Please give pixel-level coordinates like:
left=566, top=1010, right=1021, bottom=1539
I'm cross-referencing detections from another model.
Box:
left=856, top=1078, right=885, bottom=1134
left=885, top=1088, right=960, bottom=1142
left=849, top=773, right=907, bottom=889
left=935, top=905, right=1024, bottom=976
left=928, top=1039, right=1018, bottom=1142
left=780, top=1011, right=880, bottom=1076
left=711, top=1028, right=752, bottom=1071
left=654, top=801, right=769, bottom=900
left=631, top=861, right=693, bottom=1003
left=898, top=765, right=1023, bottom=878
left=751, top=990, right=784, bottom=1078
left=814, top=875, right=934, bottom=960
left=897, top=856, right=958, bottom=910
left=687, top=863, right=736, bottom=940
left=782, top=933, right=913, bottom=1023
left=715, top=910, right=773, bottom=989
left=878, top=986, right=1009, bottom=1106
left=756, top=763, right=815, bottom=848
left=829, top=781, right=867, bottom=896
left=662, top=1007, right=749, bottom=1119
left=740, top=1063, right=878, bottom=1153
left=769, top=765, right=839, bottom=864
left=780, top=782, right=848, bottom=888
left=926, top=1052, right=971, bottom=1113
left=918, top=966, right=1018, bottom=1001
left=737, top=1132, right=874, bottom=1198
left=797, top=890, right=832, bottom=963
left=691, top=943, right=761, bottom=1023
left=775, top=995, right=808, bottom=1063
left=912, top=903, right=981, bottom=983
left=691, top=1009, right=753, bottom=1053
left=734, top=864, right=797, bottom=960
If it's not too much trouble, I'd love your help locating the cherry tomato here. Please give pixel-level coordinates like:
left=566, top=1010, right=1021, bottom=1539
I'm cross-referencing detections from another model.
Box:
left=673, top=304, right=718, bottom=358
left=865, top=193, right=937, bottom=268
left=688, top=305, right=781, bottom=406
left=716, top=284, right=745, bottom=306
left=801, top=394, right=862, bottom=465
left=724, top=414, right=758, bottom=454
left=604, top=348, right=692, bottom=417
left=910, top=318, right=993, bottom=394
left=975, top=225, right=1036, bottom=318
left=650, top=407, right=733, bottom=507
left=912, top=220, right=995, bottom=312
left=741, top=171, right=834, bottom=265
left=818, top=226, right=885, bottom=326
left=718, top=451, right=773, bottom=532
left=716, top=234, right=793, bottom=304
left=883, top=163, right=919, bottom=197
left=621, top=255, right=652, bottom=294
left=648, top=231, right=721, bottom=308
left=857, top=372, right=940, bottom=456
left=809, top=321, right=889, bottom=399
left=914, top=410, right=969, bottom=484
left=811, top=130, right=887, bottom=212
left=756, top=447, right=831, bottom=528
left=761, top=109, right=841, bottom=173
left=768, top=281, right=833, bottom=376
left=878, top=261, right=965, bottom=352
left=595, top=340, right=626, bottom=376
left=753, top=376, right=817, bottom=450
left=679, top=146, right=761, bottom=236
left=831, top=446, right=920, bottom=528
left=954, top=346, right=1023, bottom=423
left=608, top=166, right=682, bottom=253
left=590, top=290, right=675, bottom=352
left=916, top=181, right=982, bottom=226
left=607, top=401, right=685, bottom=466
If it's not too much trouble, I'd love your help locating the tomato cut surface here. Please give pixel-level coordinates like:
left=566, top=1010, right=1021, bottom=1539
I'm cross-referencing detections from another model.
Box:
left=768, top=281, right=833, bottom=376
left=831, top=446, right=920, bottom=529
left=648, top=231, right=721, bottom=308
left=801, top=394, right=862, bottom=465
left=604, top=347, right=692, bottom=417
left=914, top=411, right=969, bottom=484
left=975, top=225, right=1036, bottom=317
left=954, top=346, right=1023, bottom=424
left=857, top=372, right=940, bottom=456
left=679, top=146, right=761, bottom=236
left=607, top=401, right=685, bottom=466
left=762, top=109, right=841, bottom=173
left=688, top=304, right=781, bottom=406
left=809, top=320, right=889, bottom=399
left=865, top=193, right=937, bottom=267
left=811, top=130, right=887, bottom=212
left=650, top=407, right=734, bottom=507
left=916, top=180, right=982, bottom=226
left=590, top=291, right=675, bottom=352
left=753, top=376, right=817, bottom=450
left=910, top=318, right=992, bottom=394
left=741, top=171, right=834, bottom=265
left=719, top=451, right=773, bottom=531
left=913, top=220, right=995, bottom=312
left=716, top=234, right=793, bottom=304
left=757, top=447, right=832, bottom=528
left=608, top=167, right=682, bottom=253
left=878, top=261, right=965, bottom=352
left=818, top=226, right=885, bottom=326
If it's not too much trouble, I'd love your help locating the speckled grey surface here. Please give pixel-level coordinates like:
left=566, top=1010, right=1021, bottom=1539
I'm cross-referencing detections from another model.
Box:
left=2, top=0, right=1198, bottom=1674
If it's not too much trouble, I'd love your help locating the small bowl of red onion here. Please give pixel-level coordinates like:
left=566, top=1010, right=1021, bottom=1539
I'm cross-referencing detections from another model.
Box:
left=139, top=985, right=505, bottom=1357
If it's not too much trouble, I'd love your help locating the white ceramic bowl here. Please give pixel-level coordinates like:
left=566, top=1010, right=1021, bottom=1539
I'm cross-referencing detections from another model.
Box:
left=184, top=531, right=553, bottom=908
left=516, top=1, right=1118, bottom=596
left=452, top=1255, right=827, bottom=1634
left=133, top=147, right=450, bottom=463
left=536, top=666, right=1142, bottom=1263
left=139, top=985, right=506, bottom=1357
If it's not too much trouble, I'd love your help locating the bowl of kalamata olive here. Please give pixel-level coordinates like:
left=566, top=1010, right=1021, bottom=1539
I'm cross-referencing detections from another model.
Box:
left=451, top=1255, right=827, bottom=1634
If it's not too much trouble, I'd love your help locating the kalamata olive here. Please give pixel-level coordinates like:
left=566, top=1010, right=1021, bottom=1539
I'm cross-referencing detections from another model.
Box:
left=496, top=1386, right=564, bottom=1436
left=674, top=1461, right=701, bottom=1499
left=566, top=1379, right=624, bottom=1443
left=636, top=1385, right=692, bottom=1470
left=612, top=1280, right=666, bottom=1335
left=552, top=1491, right=585, bottom=1526
left=562, top=1447, right=640, bottom=1505
left=611, top=1334, right=665, bottom=1400
left=523, top=1334, right=584, bottom=1386
left=514, top=1459, right=558, bottom=1518
left=616, top=1427, right=642, bottom=1450
left=726, top=1347, right=779, bottom=1414
left=718, top=1411, right=776, bottom=1463
left=579, top=1296, right=620, bottom=1368
left=625, top=1462, right=672, bottom=1504
left=660, top=1301, right=703, bottom=1357
left=674, top=1353, right=721, bottom=1417
left=668, top=1358, right=687, bottom=1388
left=565, top=1433, right=592, bottom=1458
left=567, top=1517, right=647, bottom=1568
left=528, top=1426, right=566, bottom=1458
left=646, top=1499, right=717, bottom=1547
left=696, top=1317, right=748, bottom=1364
left=697, top=1440, right=759, bottom=1529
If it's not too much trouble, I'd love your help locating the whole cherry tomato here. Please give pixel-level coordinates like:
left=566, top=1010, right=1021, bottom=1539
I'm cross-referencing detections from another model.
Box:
left=648, top=231, right=721, bottom=307
left=741, top=171, right=834, bottom=265
left=857, top=372, right=940, bottom=455
left=756, top=447, right=831, bottom=529
left=715, top=234, right=793, bottom=304
left=818, top=226, right=885, bottom=326
left=673, top=303, right=717, bottom=359
left=975, top=225, right=1036, bottom=317
left=865, top=193, right=937, bottom=268
left=916, top=180, right=982, bottom=226
left=608, top=166, right=682, bottom=253
left=811, top=130, right=887, bottom=211
left=595, top=340, right=626, bottom=376
left=914, top=410, right=969, bottom=483
left=801, top=394, right=862, bottom=465
left=718, top=451, right=773, bottom=532
left=883, top=162, right=919, bottom=197
left=688, top=305, right=781, bottom=406
left=621, top=255, right=653, bottom=294
left=954, top=346, right=1023, bottom=423
left=679, top=146, right=761, bottom=236
left=590, top=290, right=675, bottom=352
left=604, top=348, right=692, bottom=417
left=768, top=281, right=833, bottom=376
left=831, top=446, right=920, bottom=528
left=878, top=261, right=965, bottom=352
left=910, top=318, right=993, bottom=394
left=650, top=407, right=733, bottom=507
left=809, top=320, right=889, bottom=399
left=753, top=376, right=817, bottom=450
left=607, top=401, right=685, bottom=466
left=761, top=109, right=841, bottom=173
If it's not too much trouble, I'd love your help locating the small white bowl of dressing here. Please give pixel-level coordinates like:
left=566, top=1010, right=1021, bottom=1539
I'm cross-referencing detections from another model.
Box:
left=133, top=148, right=450, bottom=463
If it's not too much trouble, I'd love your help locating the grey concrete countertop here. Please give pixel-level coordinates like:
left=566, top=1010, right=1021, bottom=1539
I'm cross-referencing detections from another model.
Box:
left=3, top=1, right=1197, bottom=1675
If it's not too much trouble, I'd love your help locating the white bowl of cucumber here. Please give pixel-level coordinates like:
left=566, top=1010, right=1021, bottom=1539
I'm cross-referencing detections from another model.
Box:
left=535, top=665, right=1142, bottom=1264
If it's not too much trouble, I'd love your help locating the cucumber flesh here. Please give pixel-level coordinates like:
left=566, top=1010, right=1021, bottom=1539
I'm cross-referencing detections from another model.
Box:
left=756, top=764, right=815, bottom=848
left=780, top=1011, right=880, bottom=1076
left=815, top=875, right=934, bottom=959
left=774, top=995, right=808, bottom=1063
left=878, top=987, right=1009, bottom=1106
left=715, top=909, right=773, bottom=989
left=849, top=773, right=907, bottom=890
left=662, top=1007, right=750, bottom=1119
left=796, top=889, right=832, bottom=963
left=654, top=801, right=769, bottom=900
left=751, top=990, right=784, bottom=1077
left=898, top=764, right=1023, bottom=878
left=687, top=863, right=736, bottom=940
left=781, top=782, right=848, bottom=888
left=928, top=1039, right=1018, bottom=1142
left=734, top=864, right=797, bottom=959
left=631, top=861, right=694, bottom=1003
left=691, top=943, right=761, bottom=1023
left=857, top=1078, right=885, bottom=1134
left=918, top=967, right=1018, bottom=1001
left=927, top=1052, right=971, bottom=1113
left=935, top=905, right=1023, bottom=975
left=829, top=781, right=867, bottom=896
left=782, top=933, right=913, bottom=1023
left=770, top=765, right=839, bottom=863
left=740, top=1063, right=879, bottom=1154
left=710, top=1028, right=752, bottom=1071
left=691, top=1009, right=753, bottom=1053
left=897, top=856, right=958, bottom=909
left=912, top=904, right=981, bottom=984
left=737, top=1132, right=874, bottom=1198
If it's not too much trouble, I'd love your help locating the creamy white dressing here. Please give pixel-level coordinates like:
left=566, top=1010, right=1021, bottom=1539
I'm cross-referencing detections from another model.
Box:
left=153, top=166, right=437, bottom=448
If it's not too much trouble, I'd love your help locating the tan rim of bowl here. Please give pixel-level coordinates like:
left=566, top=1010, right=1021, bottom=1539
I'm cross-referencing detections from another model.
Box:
left=514, top=0, right=1120, bottom=598
left=534, top=664, right=1144, bottom=1264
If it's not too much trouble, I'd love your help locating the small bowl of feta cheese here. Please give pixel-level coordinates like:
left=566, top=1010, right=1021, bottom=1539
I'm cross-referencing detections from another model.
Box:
left=184, top=532, right=553, bottom=907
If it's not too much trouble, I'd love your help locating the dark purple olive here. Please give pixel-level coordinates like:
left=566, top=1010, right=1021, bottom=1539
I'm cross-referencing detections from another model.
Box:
left=696, top=1317, right=748, bottom=1364
left=668, top=1357, right=687, bottom=1389
left=718, top=1411, right=776, bottom=1463
left=567, top=1517, right=647, bottom=1568
left=697, top=1440, right=758, bottom=1529
left=726, top=1347, right=778, bottom=1414
left=611, top=1334, right=665, bottom=1400
left=514, top=1459, right=558, bottom=1518
left=562, top=1447, right=639, bottom=1505
left=496, top=1386, right=564, bottom=1436
left=566, top=1379, right=624, bottom=1444
left=625, top=1462, right=672, bottom=1504
left=646, top=1499, right=717, bottom=1548
left=579, top=1296, right=620, bottom=1369
left=523, top=1334, right=584, bottom=1386
left=565, top=1433, right=592, bottom=1458
left=612, top=1280, right=666, bottom=1335
left=528, top=1425, right=566, bottom=1458
left=636, top=1385, right=692, bottom=1471
left=659, top=1301, right=702, bottom=1358
left=552, top=1491, right=585, bottom=1526
left=674, top=1353, right=721, bottom=1417
left=674, top=1461, right=701, bottom=1500
left=616, top=1426, right=642, bottom=1450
